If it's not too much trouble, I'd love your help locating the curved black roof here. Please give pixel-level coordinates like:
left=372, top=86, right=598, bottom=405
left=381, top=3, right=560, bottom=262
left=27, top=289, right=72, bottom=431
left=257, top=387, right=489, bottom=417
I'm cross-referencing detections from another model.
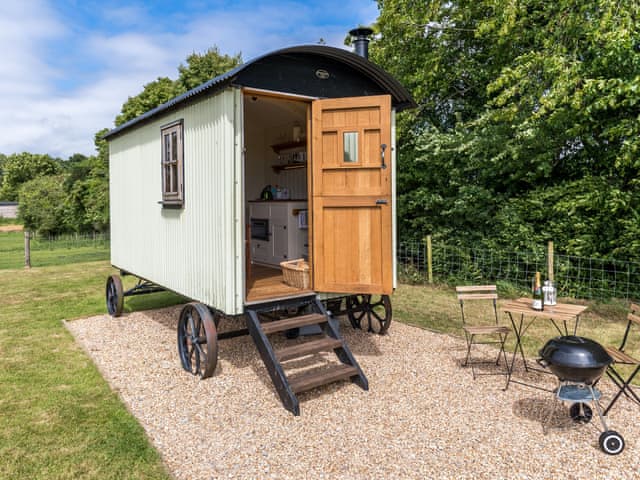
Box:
left=105, top=45, right=415, bottom=139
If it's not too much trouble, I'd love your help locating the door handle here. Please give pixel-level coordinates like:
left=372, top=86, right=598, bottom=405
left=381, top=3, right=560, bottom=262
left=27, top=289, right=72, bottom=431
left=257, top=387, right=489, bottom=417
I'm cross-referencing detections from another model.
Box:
left=380, top=144, right=387, bottom=169
left=376, top=199, right=388, bottom=205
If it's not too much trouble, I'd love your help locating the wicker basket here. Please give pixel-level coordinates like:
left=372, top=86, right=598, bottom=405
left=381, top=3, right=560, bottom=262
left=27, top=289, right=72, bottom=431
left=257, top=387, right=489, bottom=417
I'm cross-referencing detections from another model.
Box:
left=280, top=258, right=310, bottom=289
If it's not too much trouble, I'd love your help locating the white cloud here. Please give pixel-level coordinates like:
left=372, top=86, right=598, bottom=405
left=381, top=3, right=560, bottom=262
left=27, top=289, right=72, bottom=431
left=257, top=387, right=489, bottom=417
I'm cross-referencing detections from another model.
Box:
left=0, top=0, right=380, bottom=158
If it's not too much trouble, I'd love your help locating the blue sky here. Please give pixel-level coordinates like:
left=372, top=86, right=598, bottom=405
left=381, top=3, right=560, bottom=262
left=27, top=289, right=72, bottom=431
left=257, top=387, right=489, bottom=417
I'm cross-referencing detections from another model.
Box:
left=0, top=0, right=378, bottom=158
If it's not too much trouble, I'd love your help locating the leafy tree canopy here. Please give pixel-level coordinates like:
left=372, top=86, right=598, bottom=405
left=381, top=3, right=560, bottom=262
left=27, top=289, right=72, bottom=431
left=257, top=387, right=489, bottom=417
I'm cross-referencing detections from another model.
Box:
left=177, top=47, right=242, bottom=91
left=373, top=0, right=640, bottom=259
left=18, top=175, right=68, bottom=235
left=115, top=77, right=182, bottom=127
left=115, top=46, right=242, bottom=126
left=0, top=153, right=60, bottom=201
left=0, top=153, right=6, bottom=188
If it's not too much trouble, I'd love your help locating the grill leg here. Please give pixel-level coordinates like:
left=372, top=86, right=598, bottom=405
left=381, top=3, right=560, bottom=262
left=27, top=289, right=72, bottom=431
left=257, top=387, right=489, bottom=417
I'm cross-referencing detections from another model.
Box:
left=590, top=385, right=610, bottom=432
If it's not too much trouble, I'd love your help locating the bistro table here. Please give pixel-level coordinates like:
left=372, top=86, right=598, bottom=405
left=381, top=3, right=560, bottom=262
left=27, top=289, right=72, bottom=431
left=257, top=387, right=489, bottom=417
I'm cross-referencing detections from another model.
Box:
left=501, top=298, right=588, bottom=391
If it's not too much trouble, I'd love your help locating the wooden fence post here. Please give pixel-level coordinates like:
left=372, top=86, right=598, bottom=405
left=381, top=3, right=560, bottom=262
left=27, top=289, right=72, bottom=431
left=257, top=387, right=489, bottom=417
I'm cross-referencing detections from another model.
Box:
left=24, top=230, right=31, bottom=269
left=426, top=235, right=433, bottom=284
left=547, top=240, right=554, bottom=282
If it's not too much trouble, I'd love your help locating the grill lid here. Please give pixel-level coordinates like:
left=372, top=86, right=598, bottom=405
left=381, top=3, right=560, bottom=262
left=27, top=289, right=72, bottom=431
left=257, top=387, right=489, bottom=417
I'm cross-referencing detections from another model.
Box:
left=539, top=335, right=612, bottom=369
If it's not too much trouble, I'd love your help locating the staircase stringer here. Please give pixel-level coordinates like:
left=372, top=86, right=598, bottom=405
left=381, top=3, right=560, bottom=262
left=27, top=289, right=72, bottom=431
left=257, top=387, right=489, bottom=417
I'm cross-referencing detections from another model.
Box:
left=245, top=309, right=300, bottom=415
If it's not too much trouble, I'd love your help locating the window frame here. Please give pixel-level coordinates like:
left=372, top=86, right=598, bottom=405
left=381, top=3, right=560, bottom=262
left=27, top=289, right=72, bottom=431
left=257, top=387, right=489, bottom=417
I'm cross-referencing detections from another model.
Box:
left=160, top=119, right=185, bottom=207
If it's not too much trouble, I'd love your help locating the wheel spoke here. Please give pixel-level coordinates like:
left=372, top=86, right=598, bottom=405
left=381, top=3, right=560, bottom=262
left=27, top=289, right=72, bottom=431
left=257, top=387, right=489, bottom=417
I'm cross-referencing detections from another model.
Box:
left=364, top=312, right=374, bottom=332
left=194, top=343, right=202, bottom=373
left=107, top=282, right=115, bottom=311
left=195, top=342, right=207, bottom=364
left=370, top=308, right=384, bottom=323
left=189, top=313, right=198, bottom=337
left=369, top=299, right=383, bottom=308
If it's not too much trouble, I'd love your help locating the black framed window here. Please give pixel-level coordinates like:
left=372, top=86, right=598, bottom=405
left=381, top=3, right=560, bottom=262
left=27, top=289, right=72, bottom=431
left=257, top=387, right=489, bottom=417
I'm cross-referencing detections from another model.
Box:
left=161, top=120, right=184, bottom=206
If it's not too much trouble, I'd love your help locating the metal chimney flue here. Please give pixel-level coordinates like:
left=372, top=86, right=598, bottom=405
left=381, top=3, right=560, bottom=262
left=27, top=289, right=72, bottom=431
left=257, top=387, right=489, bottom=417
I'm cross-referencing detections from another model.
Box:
left=349, top=27, right=374, bottom=59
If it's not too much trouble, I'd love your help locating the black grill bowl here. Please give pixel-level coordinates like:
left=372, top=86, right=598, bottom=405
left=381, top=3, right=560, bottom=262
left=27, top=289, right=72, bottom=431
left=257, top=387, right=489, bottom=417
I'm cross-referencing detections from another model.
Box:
left=539, top=336, right=612, bottom=384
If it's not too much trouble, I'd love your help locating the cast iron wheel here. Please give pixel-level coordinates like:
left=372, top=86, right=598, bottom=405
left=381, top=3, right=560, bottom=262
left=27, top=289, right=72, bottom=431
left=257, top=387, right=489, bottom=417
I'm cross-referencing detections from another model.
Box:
left=599, top=430, right=625, bottom=455
left=106, top=274, right=124, bottom=317
left=346, top=294, right=392, bottom=334
left=569, top=402, right=593, bottom=423
left=177, top=303, right=218, bottom=378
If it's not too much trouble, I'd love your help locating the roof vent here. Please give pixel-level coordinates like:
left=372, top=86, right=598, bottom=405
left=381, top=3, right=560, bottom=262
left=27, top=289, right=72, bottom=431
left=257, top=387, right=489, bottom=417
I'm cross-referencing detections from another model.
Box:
left=349, top=27, right=374, bottom=59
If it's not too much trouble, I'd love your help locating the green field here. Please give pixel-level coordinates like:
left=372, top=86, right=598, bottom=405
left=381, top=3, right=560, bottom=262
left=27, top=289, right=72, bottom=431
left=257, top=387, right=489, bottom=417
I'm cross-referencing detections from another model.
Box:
left=0, top=230, right=109, bottom=269
left=0, top=230, right=636, bottom=479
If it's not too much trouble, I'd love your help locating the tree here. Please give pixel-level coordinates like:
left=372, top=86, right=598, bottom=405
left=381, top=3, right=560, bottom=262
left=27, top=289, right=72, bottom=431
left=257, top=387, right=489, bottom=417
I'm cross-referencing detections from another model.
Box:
left=18, top=175, right=68, bottom=235
left=63, top=132, right=110, bottom=232
left=60, top=153, right=89, bottom=172
left=115, top=77, right=183, bottom=126
left=0, top=153, right=6, bottom=189
left=372, top=0, right=640, bottom=258
left=115, top=46, right=242, bottom=127
left=177, top=47, right=242, bottom=91
left=94, top=128, right=109, bottom=168
left=0, top=153, right=60, bottom=201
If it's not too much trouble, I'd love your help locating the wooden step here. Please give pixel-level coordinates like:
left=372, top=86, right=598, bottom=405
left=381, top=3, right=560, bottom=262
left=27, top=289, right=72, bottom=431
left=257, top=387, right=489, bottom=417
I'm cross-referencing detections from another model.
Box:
left=276, top=337, right=343, bottom=362
left=261, top=313, right=326, bottom=335
left=288, top=364, right=358, bottom=394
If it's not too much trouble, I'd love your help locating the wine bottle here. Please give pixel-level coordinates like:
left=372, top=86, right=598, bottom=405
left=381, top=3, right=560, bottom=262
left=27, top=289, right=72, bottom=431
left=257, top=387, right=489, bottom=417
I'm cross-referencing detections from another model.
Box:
left=532, top=271, right=544, bottom=311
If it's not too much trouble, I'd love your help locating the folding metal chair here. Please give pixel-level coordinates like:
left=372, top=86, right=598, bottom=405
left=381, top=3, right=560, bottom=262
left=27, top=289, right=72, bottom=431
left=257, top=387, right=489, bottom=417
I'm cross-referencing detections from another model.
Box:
left=603, top=302, right=640, bottom=416
left=456, top=285, right=511, bottom=379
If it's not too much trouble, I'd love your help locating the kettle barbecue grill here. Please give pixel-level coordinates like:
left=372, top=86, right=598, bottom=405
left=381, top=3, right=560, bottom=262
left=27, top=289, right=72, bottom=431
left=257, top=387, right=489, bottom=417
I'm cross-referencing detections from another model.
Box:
left=538, top=335, right=625, bottom=455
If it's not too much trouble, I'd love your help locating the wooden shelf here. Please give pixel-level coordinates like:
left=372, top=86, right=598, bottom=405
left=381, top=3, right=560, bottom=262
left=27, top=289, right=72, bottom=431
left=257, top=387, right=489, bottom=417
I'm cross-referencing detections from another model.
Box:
left=272, top=162, right=307, bottom=173
left=270, top=139, right=306, bottom=153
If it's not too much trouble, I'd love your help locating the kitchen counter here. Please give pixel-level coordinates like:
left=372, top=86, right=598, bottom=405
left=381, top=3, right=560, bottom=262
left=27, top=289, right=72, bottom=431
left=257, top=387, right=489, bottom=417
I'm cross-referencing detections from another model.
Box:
left=249, top=201, right=308, bottom=266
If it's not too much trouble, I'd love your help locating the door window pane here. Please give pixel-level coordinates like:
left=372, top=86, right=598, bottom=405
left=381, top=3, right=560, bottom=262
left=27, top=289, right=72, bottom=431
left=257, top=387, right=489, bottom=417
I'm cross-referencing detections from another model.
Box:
left=343, top=131, right=358, bottom=163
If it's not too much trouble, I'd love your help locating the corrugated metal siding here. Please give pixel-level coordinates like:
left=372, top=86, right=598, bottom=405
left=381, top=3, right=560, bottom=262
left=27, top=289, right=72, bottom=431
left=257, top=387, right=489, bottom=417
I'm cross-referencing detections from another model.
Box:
left=109, top=89, right=243, bottom=314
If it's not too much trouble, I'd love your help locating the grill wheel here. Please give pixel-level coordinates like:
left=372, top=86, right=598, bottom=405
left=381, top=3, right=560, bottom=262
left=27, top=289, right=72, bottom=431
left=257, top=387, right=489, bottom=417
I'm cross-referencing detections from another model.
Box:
left=599, top=430, right=625, bottom=455
left=569, top=402, right=592, bottom=424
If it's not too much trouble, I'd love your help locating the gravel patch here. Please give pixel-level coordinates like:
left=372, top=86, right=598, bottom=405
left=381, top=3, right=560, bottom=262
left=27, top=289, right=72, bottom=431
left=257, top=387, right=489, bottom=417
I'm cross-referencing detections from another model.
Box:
left=65, top=307, right=639, bottom=479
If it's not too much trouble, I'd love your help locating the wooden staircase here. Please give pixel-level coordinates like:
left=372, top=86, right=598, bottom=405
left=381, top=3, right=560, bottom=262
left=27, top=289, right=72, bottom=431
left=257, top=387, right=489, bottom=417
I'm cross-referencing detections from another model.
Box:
left=245, top=295, right=368, bottom=415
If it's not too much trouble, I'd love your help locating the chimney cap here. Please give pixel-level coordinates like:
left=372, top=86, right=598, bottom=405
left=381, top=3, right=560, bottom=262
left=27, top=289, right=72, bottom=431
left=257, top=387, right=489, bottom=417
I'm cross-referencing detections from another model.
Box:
left=349, top=27, right=374, bottom=38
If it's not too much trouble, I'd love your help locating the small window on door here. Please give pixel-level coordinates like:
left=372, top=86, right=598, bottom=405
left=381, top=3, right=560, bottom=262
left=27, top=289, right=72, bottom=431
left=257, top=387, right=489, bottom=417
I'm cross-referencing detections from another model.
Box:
left=343, top=131, right=358, bottom=163
left=161, top=120, right=184, bottom=206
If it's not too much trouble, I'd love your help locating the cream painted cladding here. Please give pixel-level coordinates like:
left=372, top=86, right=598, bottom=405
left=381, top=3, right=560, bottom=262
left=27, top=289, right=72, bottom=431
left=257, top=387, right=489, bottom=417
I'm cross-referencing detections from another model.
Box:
left=109, top=88, right=244, bottom=315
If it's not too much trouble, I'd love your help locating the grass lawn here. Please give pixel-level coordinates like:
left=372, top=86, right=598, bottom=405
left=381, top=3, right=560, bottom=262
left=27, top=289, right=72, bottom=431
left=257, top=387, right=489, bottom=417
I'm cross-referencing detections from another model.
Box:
left=0, top=231, right=109, bottom=269
left=393, top=282, right=638, bottom=375
left=0, top=217, right=21, bottom=227
left=0, top=261, right=185, bottom=480
left=0, top=253, right=637, bottom=479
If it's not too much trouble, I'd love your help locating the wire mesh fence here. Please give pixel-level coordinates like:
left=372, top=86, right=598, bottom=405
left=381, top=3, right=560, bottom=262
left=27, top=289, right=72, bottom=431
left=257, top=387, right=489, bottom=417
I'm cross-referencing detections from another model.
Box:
left=0, top=231, right=110, bottom=269
left=2, top=228, right=639, bottom=301
left=397, top=239, right=640, bottom=301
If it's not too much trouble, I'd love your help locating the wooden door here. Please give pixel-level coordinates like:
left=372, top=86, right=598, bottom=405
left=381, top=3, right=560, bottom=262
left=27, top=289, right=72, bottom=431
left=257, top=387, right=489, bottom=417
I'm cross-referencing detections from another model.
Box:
left=311, top=95, right=392, bottom=294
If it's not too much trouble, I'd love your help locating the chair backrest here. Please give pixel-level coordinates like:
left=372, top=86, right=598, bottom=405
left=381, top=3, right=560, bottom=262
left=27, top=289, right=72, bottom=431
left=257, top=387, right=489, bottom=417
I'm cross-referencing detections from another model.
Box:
left=620, top=302, right=640, bottom=351
left=456, top=285, right=499, bottom=326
